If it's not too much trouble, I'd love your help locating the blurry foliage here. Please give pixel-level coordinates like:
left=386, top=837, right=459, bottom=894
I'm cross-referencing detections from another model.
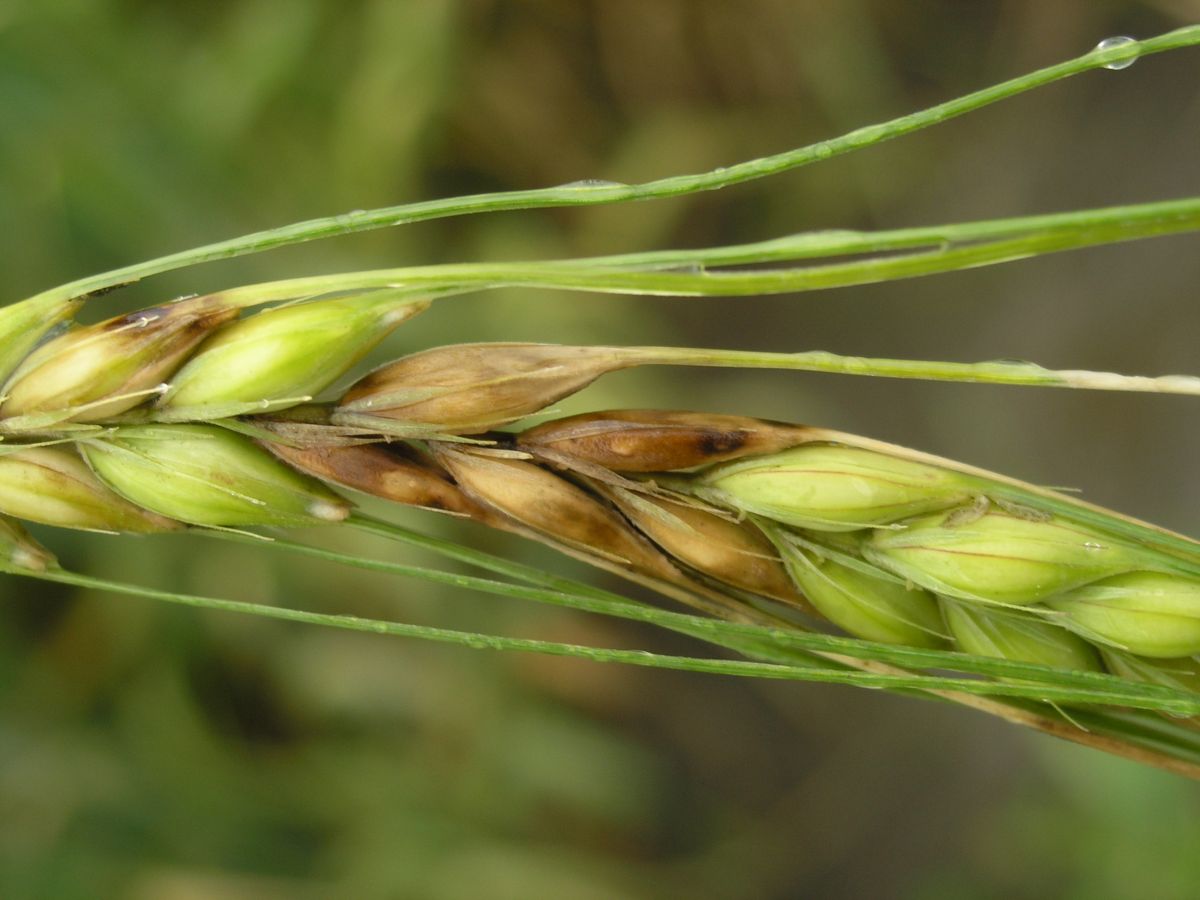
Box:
left=1, top=1, right=1199, bottom=897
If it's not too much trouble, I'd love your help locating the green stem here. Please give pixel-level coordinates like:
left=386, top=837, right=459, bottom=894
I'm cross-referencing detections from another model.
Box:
left=552, top=196, right=1200, bottom=271
left=259, top=516, right=1194, bottom=713
left=196, top=195, right=1200, bottom=302
left=22, top=26, right=1200, bottom=305
left=16, top=565, right=1200, bottom=714
left=623, top=346, right=1200, bottom=396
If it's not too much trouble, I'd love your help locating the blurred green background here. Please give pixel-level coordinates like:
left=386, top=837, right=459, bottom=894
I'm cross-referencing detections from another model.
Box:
left=2, top=2, right=1199, bottom=897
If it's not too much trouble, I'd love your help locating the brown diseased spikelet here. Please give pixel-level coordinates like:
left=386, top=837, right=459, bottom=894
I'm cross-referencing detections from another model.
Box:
left=593, top=483, right=810, bottom=609
left=335, top=343, right=631, bottom=433
left=264, top=441, right=483, bottom=518
left=517, top=409, right=815, bottom=472
left=432, top=445, right=684, bottom=582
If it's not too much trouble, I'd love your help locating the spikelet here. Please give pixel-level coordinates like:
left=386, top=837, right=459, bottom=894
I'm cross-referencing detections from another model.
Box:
left=334, top=344, right=630, bottom=436
left=774, top=534, right=947, bottom=648
left=158, top=292, right=428, bottom=420
left=264, top=440, right=485, bottom=519
left=1045, top=572, right=1200, bottom=658
left=0, top=515, right=57, bottom=571
left=0, top=294, right=237, bottom=427
left=592, top=483, right=809, bottom=607
left=0, top=446, right=180, bottom=533
left=864, top=507, right=1146, bottom=605
left=431, top=444, right=685, bottom=583
left=940, top=599, right=1102, bottom=671
left=81, top=424, right=351, bottom=527
left=518, top=409, right=811, bottom=472
left=695, top=444, right=972, bottom=531
left=0, top=294, right=80, bottom=386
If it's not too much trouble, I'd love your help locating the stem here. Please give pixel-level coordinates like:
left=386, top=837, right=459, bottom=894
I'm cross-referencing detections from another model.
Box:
left=22, top=26, right=1200, bottom=305
left=13, top=564, right=1199, bottom=779
left=15, top=565, right=1198, bottom=714
left=195, top=196, right=1200, bottom=302
left=255, top=526, right=1200, bottom=711
left=620, top=346, right=1200, bottom=396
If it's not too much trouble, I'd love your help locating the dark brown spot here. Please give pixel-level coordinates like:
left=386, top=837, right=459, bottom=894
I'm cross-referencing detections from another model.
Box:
left=697, top=429, right=749, bottom=457
left=79, top=280, right=136, bottom=300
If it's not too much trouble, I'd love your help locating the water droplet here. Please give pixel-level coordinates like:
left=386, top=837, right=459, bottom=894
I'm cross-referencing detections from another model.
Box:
left=1083, top=541, right=1105, bottom=551
left=557, top=179, right=628, bottom=189
left=348, top=208, right=366, bottom=216
left=1094, top=36, right=1138, bottom=70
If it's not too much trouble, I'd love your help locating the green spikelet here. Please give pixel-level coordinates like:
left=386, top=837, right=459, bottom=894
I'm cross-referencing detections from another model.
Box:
left=940, top=599, right=1102, bottom=672
left=1046, top=572, right=1200, bottom=658
left=1100, top=649, right=1200, bottom=697
left=0, top=295, right=80, bottom=386
left=772, top=530, right=947, bottom=647
left=0, top=446, right=180, bottom=533
left=0, top=515, right=57, bottom=572
left=157, top=292, right=428, bottom=420
left=865, top=507, right=1145, bottom=605
left=81, top=424, right=352, bottom=527
left=696, top=444, right=971, bottom=531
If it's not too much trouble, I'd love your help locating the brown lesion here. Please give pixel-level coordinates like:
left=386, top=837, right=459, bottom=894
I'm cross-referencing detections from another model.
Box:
left=109, top=293, right=237, bottom=335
